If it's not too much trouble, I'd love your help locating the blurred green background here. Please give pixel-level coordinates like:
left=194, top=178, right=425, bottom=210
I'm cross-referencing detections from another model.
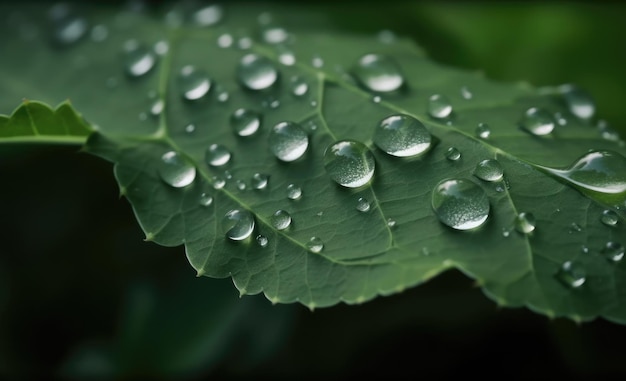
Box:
left=1, top=1, right=626, bottom=379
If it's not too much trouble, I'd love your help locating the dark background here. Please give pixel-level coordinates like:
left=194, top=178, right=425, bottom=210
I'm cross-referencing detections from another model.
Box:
left=1, top=1, right=625, bottom=379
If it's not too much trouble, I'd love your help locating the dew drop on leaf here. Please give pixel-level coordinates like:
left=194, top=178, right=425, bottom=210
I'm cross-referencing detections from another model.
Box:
left=290, top=76, right=309, bottom=97
left=431, top=178, right=490, bottom=231
left=311, top=54, right=324, bottom=68
left=271, top=210, right=292, bottom=230
left=256, top=234, right=269, bottom=248
left=600, top=210, right=618, bottom=227
left=124, top=40, right=157, bottom=78
left=475, top=123, right=491, bottom=139
left=286, top=184, right=302, bottom=200
left=251, top=173, right=269, bottom=190
left=262, top=26, right=288, bottom=44
left=306, top=236, right=324, bottom=253
left=460, top=86, right=473, bottom=100
left=445, top=147, right=461, bottom=161
left=387, top=218, right=397, bottom=228
left=212, top=176, right=226, bottom=189
left=158, top=151, right=196, bottom=188
left=324, top=140, right=375, bottom=188
left=231, top=108, right=261, bottom=137
left=205, top=144, right=232, bottom=167
left=428, top=94, right=452, bottom=119
left=217, top=33, right=233, bottom=48
left=556, top=261, right=586, bottom=289
left=356, top=197, right=370, bottom=212
left=179, top=65, right=211, bottom=100
left=222, top=209, right=255, bottom=241
left=473, top=159, right=504, bottom=182
left=373, top=114, right=431, bottom=157
left=279, top=51, right=296, bottom=66
left=184, top=123, right=196, bottom=134
left=236, top=179, right=247, bottom=191
left=559, top=84, right=595, bottom=120
left=520, top=107, right=555, bottom=136
left=237, top=53, right=278, bottom=90
left=199, top=192, right=213, bottom=207
left=51, top=10, right=88, bottom=46
left=90, top=24, right=108, bottom=42
left=351, top=53, right=404, bottom=93
left=269, top=121, right=309, bottom=162
left=149, top=99, right=164, bottom=116
left=601, top=241, right=625, bottom=262
left=514, top=212, right=536, bottom=234
left=192, top=5, right=223, bottom=27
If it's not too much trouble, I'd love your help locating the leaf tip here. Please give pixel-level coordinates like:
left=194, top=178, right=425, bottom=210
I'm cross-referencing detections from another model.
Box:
left=196, top=268, right=206, bottom=277
left=267, top=295, right=279, bottom=305
left=306, top=302, right=316, bottom=312
left=238, top=288, right=248, bottom=297
left=144, top=232, right=155, bottom=242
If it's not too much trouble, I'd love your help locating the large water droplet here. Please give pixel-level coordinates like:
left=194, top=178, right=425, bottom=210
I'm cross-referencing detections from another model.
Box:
left=286, top=184, right=302, bottom=200
left=269, top=121, right=309, bottom=162
left=539, top=150, right=626, bottom=195
left=431, top=178, right=490, bottom=230
left=473, top=159, right=504, bottom=182
left=306, top=237, right=324, bottom=253
left=601, top=241, right=624, bottom=262
left=205, top=144, right=232, bottom=167
left=231, top=108, right=261, bottom=137
left=556, top=261, right=586, bottom=288
left=373, top=114, right=432, bottom=157
left=356, top=197, right=371, bottom=212
left=445, top=147, right=461, bottom=161
left=600, top=210, right=619, bottom=227
left=520, top=107, right=555, bottom=136
left=251, top=173, right=269, bottom=190
left=192, top=5, right=223, bottom=27
left=179, top=65, right=211, bottom=100
left=158, top=151, right=196, bottom=188
left=352, top=54, right=404, bottom=93
left=559, top=84, right=595, bottom=120
left=222, top=209, right=255, bottom=241
left=428, top=94, right=452, bottom=119
left=237, top=53, right=278, bottom=90
left=514, top=212, right=536, bottom=234
left=324, top=140, right=375, bottom=188
left=271, top=210, right=292, bottom=230
left=124, top=40, right=157, bottom=77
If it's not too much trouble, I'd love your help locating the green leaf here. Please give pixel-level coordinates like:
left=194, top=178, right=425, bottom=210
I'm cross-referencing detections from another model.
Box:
left=1, top=2, right=625, bottom=323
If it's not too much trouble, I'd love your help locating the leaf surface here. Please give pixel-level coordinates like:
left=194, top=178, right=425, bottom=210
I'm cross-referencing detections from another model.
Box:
left=1, top=2, right=625, bottom=322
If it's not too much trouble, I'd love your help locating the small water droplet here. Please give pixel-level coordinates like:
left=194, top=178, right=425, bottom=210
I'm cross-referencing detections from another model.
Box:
left=237, top=53, right=278, bottom=90
left=311, top=54, right=324, bottom=68
left=291, top=76, right=309, bottom=97
left=581, top=245, right=589, bottom=254
left=251, top=173, right=269, bottom=190
left=428, top=94, right=452, bottom=119
left=445, top=147, right=461, bottom=161
left=373, top=114, right=431, bottom=157
left=539, top=150, right=626, bottom=195
left=324, top=140, right=375, bottom=188
left=179, top=65, right=211, bottom=100
left=205, top=144, right=232, bottom=167
left=461, top=86, right=473, bottom=100
left=556, top=261, right=586, bottom=288
left=158, top=151, right=196, bottom=188
left=257, top=12, right=273, bottom=25
left=473, top=159, right=504, bottom=182
left=269, top=121, right=309, bottom=162
left=212, top=176, right=226, bottom=189
left=230, top=108, right=261, bottom=137
left=237, top=37, right=253, bottom=49
left=601, top=241, right=625, bottom=262
left=352, top=53, right=404, bottom=93
left=520, top=107, right=555, bottom=136
left=262, top=26, right=288, bottom=44
left=124, top=40, right=157, bottom=77
left=569, top=222, right=582, bottom=233
left=279, top=51, right=296, bottom=66
left=153, top=40, right=169, bottom=56
left=138, top=112, right=148, bottom=121
left=199, top=192, right=213, bottom=206
left=514, top=212, right=536, bottom=234
left=372, top=96, right=381, bottom=103
left=184, top=123, right=196, bottom=134
left=502, top=227, right=511, bottom=237
left=150, top=99, right=164, bottom=116
left=51, top=10, right=88, bottom=46
left=90, top=24, right=108, bottom=42
left=306, top=236, right=324, bottom=253
left=271, top=210, right=292, bottom=230
left=387, top=218, right=397, bottom=228
left=356, top=197, right=371, bottom=212
left=377, top=29, right=396, bottom=44
left=310, top=100, right=318, bottom=108
left=287, top=184, right=302, bottom=200
left=217, top=33, right=233, bottom=48
left=222, top=209, right=255, bottom=241
left=192, top=5, right=223, bottom=27
left=431, top=178, right=490, bottom=231
left=600, top=210, right=619, bottom=227
left=554, top=112, right=567, bottom=126
left=256, top=234, right=269, bottom=247
left=217, top=91, right=229, bottom=102
left=597, top=120, right=620, bottom=142
left=236, top=179, right=247, bottom=191
left=223, top=170, right=233, bottom=180
left=559, top=84, right=595, bottom=120
left=476, top=123, right=491, bottom=139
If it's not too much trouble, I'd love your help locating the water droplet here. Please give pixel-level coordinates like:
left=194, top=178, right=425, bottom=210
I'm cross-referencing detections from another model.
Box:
left=431, top=178, right=490, bottom=231
left=205, top=144, right=231, bottom=167
left=150, top=99, right=164, bottom=116
left=601, top=241, right=624, bottom=262
left=597, top=120, right=620, bottom=142
left=251, top=173, right=269, bottom=190
left=222, top=209, right=255, bottom=241
left=231, top=108, right=261, bottom=137
left=124, top=40, right=156, bottom=77
left=286, top=184, right=302, bottom=200
left=291, top=76, right=309, bottom=97
left=556, top=261, right=586, bottom=288
left=237, top=37, right=253, bottom=50
left=279, top=51, right=296, bottom=66
left=377, top=29, right=396, bottom=44
left=179, top=65, right=211, bottom=100
left=356, top=197, right=370, bottom=212
left=153, top=40, right=169, bottom=56
left=236, top=179, right=247, bottom=191
left=554, top=112, right=567, bottom=126
left=269, top=121, right=309, bottom=162
left=539, top=150, right=626, bottom=195
left=475, top=123, right=491, bottom=139
left=306, top=237, right=324, bottom=253
left=237, top=53, right=278, bottom=90
left=271, top=210, right=292, bottom=230
left=600, top=210, right=618, bottom=227
left=184, top=123, right=196, bottom=133
left=217, top=33, right=233, bottom=48
left=192, top=5, right=223, bottom=27
left=387, top=219, right=397, bottom=228
left=262, top=26, right=288, bottom=44
left=256, top=234, right=269, bottom=248
left=514, top=212, right=536, bottom=234
left=445, top=147, right=461, bottom=161
left=324, top=140, right=375, bottom=188
left=90, top=24, right=108, bottom=42
left=559, top=84, right=595, bottom=120
left=428, top=94, right=452, bottom=119
left=311, top=54, right=324, bottom=68
left=158, top=151, right=196, bottom=188
left=473, top=159, right=504, bottom=182
left=212, top=176, right=226, bottom=189
left=461, top=86, right=473, bottom=100
left=199, top=192, right=213, bottom=206
left=51, top=11, right=88, bottom=46
left=502, top=227, right=511, bottom=237
left=352, top=53, right=404, bottom=93
left=373, top=114, right=432, bottom=157
left=223, top=170, right=233, bottom=180
left=372, top=96, right=381, bottom=103
left=520, top=107, right=555, bottom=136
left=310, top=100, right=318, bottom=108
left=138, top=112, right=148, bottom=121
